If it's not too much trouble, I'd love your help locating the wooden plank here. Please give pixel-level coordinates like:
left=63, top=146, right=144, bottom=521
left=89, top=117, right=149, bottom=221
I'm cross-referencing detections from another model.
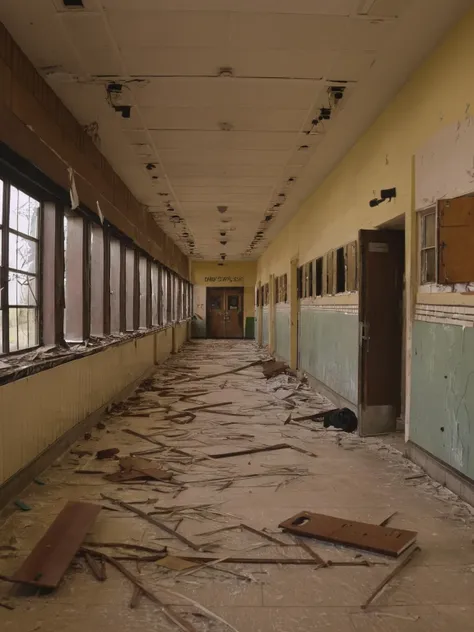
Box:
left=438, top=197, right=474, bottom=283
left=12, top=502, right=101, bottom=589
left=279, top=512, right=417, bottom=557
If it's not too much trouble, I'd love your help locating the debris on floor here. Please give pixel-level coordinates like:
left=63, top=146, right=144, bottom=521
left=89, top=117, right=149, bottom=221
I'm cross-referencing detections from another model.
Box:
left=278, top=511, right=417, bottom=557
left=1, top=340, right=474, bottom=632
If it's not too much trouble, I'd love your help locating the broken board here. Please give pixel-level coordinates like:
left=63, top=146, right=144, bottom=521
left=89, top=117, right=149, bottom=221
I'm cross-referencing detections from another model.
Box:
left=279, top=511, right=416, bottom=557
left=12, top=501, right=101, bottom=589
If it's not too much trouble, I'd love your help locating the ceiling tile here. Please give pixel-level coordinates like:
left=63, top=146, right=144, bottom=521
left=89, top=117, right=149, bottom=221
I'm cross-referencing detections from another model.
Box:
left=134, top=106, right=308, bottom=132
left=108, top=11, right=230, bottom=49
left=149, top=130, right=296, bottom=151
left=160, top=148, right=289, bottom=166
left=100, top=0, right=356, bottom=15
left=131, top=78, right=321, bottom=109
left=229, top=13, right=395, bottom=51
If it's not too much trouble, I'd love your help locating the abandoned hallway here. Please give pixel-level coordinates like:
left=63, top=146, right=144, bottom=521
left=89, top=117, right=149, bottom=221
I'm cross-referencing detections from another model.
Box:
left=1, top=340, right=474, bottom=631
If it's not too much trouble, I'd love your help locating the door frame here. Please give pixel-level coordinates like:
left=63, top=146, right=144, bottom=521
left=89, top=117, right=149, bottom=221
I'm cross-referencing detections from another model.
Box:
left=205, top=286, right=244, bottom=339
left=358, top=229, right=405, bottom=436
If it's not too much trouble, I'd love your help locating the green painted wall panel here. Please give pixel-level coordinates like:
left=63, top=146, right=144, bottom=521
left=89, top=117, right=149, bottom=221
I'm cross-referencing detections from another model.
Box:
left=411, top=320, right=474, bottom=480
left=275, top=307, right=290, bottom=362
left=262, top=308, right=269, bottom=346
left=299, top=307, right=358, bottom=405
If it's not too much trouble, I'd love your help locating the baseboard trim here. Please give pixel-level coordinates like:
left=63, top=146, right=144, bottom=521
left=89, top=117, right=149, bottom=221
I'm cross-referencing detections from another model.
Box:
left=0, top=365, right=156, bottom=510
left=406, top=440, right=474, bottom=507
left=301, top=371, right=358, bottom=415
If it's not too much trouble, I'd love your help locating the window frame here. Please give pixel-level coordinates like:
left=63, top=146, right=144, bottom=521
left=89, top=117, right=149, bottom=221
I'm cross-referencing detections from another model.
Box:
left=0, top=180, right=42, bottom=354
left=419, top=207, right=437, bottom=285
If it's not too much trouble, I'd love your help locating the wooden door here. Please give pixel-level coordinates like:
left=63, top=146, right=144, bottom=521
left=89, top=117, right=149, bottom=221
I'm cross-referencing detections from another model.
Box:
left=206, top=287, right=226, bottom=338
left=358, top=230, right=404, bottom=436
left=225, top=288, right=244, bottom=338
left=206, top=287, right=244, bottom=338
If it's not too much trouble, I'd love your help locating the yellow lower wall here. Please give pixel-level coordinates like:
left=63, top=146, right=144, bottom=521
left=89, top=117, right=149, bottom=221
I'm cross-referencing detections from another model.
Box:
left=0, top=324, right=188, bottom=487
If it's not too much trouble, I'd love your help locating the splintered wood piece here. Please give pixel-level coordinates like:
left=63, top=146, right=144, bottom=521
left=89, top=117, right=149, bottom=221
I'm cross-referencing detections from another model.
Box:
left=279, top=512, right=417, bottom=557
left=240, top=524, right=288, bottom=547
left=101, top=495, right=203, bottom=551
left=206, top=443, right=290, bottom=459
left=81, top=548, right=197, bottom=632
left=361, top=546, right=421, bottom=609
left=294, top=537, right=327, bottom=566
left=186, top=360, right=262, bottom=382
left=84, top=552, right=107, bottom=582
left=12, top=502, right=101, bottom=588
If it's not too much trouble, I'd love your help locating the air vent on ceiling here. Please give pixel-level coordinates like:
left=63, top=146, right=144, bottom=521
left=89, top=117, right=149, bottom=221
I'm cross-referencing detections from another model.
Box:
left=63, top=0, right=84, bottom=7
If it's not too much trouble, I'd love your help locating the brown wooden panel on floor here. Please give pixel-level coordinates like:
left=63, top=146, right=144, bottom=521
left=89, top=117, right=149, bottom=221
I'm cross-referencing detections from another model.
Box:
left=279, top=511, right=417, bottom=557
left=12, top=501, right=101, bottom=589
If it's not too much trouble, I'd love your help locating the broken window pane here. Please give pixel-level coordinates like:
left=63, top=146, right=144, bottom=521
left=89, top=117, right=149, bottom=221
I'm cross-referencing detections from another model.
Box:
left=9, top=186, right=39, bottom=238
left=9, top=233, right=37, bottom=273
left=9, top=272, right=37, bottom=306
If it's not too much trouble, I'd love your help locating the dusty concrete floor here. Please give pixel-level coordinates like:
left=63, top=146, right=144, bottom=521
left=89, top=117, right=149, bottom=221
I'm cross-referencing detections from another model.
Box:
left=1, top=339, right=474, bottom=631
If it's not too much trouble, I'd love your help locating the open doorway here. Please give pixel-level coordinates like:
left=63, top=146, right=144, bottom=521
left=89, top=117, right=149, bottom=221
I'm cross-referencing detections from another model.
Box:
left=358, top=215, right=405, bottom=436
left=206, top=287, right=244, bottom=338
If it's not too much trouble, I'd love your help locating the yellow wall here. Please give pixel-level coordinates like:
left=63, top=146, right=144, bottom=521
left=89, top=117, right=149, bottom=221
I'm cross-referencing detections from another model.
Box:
left=191, top=261, right=257, bottom=321
left=257, top=9, right=474, bottom=304
left=0, top=325, right=186, bottom=487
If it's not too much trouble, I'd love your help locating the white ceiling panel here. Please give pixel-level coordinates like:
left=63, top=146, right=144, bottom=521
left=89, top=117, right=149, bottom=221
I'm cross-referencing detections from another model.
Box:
left=107, top=11, right=230, bottom=49
left=148, top=130, right=296, bottom=151
left=368, top=0, right=411, bottom=17
left=99, top=0, right=357, bottom=15
left=229, top=13, right=395, bottom=51
left=120, top=47, right=338, bottom=80
left=135, top=107, right=308, bottom=132
left=131, top=78, right=321, bottom=109
left=163, top=164, right=284, bottom=178
left=160, top=149, right=289, bottom=166
left=171, top=176, right=278, bottom=188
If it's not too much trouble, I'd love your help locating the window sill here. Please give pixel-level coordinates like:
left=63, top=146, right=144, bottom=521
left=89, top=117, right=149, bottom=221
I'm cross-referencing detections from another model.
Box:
left=0, top=325, right=177, bottom=387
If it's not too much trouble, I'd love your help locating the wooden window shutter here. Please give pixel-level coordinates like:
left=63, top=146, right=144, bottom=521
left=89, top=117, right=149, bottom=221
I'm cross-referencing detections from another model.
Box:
left=438, top=196, right=474, bottom=284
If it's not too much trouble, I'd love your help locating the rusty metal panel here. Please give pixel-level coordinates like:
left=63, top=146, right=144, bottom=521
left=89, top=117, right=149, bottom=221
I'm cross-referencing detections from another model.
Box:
left=279, top=511, right=417, bottom=557
left=439, top=197, right=474, bottom=284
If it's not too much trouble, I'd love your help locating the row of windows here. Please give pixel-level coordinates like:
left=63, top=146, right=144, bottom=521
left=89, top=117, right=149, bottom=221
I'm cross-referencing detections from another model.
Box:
left=298, top=241, right=358, bottom=299
left=275, top=274, right=288, bottom=303
left=0, top=177, right=192, bottom=355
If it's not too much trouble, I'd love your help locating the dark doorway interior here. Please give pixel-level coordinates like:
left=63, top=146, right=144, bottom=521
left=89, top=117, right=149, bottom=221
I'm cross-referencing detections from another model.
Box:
left=358, top=227, right=405, bottom=436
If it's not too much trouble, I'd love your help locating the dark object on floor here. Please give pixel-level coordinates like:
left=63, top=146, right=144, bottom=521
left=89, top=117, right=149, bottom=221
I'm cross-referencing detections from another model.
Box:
left=14, top=500, right=31, bottom=511
left=278, top=511, right=417, bottom=557
left=12, top=501, right=101, bottom=589
left=361, top=546, right=421, bottom=608
left=312, top=408, right=358, bottom=433
left=96, top=448, right=120, bottom=460
left=261, top=360, right=288, bottom=379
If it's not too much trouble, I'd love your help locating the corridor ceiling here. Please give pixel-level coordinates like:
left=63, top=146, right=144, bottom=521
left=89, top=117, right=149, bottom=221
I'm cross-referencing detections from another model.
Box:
left=0, top=0, right=470, bottom=260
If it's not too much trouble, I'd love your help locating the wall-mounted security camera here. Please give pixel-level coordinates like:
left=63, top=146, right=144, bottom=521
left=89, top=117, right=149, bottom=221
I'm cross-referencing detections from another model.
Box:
left=369, top=187, right=397, bottom=208
left=380, top=187, right=397, bottom=201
